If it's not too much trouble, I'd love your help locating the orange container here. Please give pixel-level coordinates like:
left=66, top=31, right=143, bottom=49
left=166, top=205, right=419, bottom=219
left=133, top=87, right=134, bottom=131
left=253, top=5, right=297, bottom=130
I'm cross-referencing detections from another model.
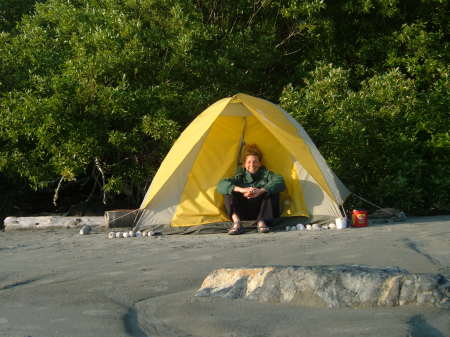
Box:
left=352, top=209, right=368, bottom=227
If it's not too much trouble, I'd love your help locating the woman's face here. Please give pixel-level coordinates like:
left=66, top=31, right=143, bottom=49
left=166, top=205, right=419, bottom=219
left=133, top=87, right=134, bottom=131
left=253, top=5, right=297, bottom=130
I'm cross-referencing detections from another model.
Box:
left=244, top=155, right=261, bottom=174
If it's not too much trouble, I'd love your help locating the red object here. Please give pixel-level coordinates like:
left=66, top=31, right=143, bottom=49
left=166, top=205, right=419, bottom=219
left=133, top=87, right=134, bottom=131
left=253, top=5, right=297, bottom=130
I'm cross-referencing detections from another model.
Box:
left=352, top=209, right=368, bottom=227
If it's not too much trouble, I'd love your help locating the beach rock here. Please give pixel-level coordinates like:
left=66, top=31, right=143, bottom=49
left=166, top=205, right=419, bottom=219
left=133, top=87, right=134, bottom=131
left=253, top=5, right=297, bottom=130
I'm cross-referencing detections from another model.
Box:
left=369, top=208, right=406, bottom=220
left=79, top=225, right=92, bottom=235
left=369, top=208, right=407, bottom=225
left=147, top=230, right=162, bottom=237
left=196, top=265, right=449, bottom=308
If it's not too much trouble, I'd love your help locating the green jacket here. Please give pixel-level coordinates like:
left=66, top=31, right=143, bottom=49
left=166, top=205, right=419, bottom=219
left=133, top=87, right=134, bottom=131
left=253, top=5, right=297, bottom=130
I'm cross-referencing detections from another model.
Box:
left=217, top=166, right=286, bottom=195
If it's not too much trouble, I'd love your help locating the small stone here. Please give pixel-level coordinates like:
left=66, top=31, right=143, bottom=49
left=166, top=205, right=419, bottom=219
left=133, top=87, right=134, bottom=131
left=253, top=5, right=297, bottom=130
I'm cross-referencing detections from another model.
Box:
left=107, top=232, right=115, bottom=239
left=306, top=224, right=312, bottom=230
left=312, top=223, right=321, bottom=230
left=79, top=225, right=91, bottom=235
left=148, top=230, right=162, bottom=237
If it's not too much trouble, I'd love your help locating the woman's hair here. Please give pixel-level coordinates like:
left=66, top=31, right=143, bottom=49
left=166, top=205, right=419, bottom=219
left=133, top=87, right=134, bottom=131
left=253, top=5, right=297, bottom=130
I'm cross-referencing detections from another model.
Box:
left=243, top=144, right=263, bottom=162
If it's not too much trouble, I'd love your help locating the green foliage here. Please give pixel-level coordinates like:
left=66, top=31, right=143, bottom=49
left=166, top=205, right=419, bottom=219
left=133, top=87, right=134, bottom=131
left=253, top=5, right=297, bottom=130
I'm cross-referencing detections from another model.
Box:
left=281, top=64, right=449, bottom=213
left=0, top=0, right=43, bottom=33
left=0, top=0, right=448, bottom=213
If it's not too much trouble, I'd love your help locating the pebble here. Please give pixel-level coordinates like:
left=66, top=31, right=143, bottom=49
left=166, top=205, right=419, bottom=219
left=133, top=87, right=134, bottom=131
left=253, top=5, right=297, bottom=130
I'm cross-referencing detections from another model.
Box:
left=79, top=225, right=91, bottom=235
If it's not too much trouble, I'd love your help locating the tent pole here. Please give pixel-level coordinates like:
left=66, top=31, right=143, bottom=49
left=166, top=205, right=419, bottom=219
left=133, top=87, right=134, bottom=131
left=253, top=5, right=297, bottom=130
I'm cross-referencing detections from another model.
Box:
left=352, top=192, right=383, bottom=210
left=236, top=117, right=247, bottom=169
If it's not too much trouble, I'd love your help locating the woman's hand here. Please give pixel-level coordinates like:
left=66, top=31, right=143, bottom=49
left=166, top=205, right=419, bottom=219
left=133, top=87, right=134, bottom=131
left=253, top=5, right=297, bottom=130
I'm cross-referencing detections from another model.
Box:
left=247, top=187, right=266, bottom=199
left=234, top=186, right=266, bottom=199
left=234, top=186, right=253, bottom=197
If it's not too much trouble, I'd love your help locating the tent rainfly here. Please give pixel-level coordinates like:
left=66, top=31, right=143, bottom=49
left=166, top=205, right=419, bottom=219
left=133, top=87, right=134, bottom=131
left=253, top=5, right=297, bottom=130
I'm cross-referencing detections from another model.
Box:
left=137, top=93, right=350, bottom=228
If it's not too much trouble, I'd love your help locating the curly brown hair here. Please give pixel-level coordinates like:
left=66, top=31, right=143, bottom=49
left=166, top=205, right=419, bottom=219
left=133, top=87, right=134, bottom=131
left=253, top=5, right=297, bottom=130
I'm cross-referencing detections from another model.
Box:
left=242, top=144, right=263, bottom=162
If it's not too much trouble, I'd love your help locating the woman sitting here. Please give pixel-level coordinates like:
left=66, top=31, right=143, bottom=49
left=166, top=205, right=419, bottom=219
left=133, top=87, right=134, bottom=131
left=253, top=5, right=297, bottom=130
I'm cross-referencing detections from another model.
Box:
left=217, top=144, right=286, bottom=235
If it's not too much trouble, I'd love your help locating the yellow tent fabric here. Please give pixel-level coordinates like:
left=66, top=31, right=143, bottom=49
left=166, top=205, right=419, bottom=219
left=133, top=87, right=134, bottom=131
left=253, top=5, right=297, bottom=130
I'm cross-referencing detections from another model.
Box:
left=138, top=93, right=350, bottom=227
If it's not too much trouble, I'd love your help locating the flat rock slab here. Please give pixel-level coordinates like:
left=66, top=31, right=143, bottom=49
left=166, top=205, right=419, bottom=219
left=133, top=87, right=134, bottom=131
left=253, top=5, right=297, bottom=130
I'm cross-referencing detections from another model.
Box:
left=4, top=216, right=105, bottom=231
left=196, top=265, right=450, bottom=308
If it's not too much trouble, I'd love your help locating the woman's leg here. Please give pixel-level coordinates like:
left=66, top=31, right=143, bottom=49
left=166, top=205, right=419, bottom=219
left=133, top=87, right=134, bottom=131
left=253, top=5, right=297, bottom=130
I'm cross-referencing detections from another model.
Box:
left=224, top=192, right=260, bottom=220
left=223, top=194, right=235, bottom=220
left=256, top=193, right=280, bottom=232
left=256, top=193, right=279, bottom=222
left=224, top=192, right=279, bottom=233
left=224, top=193, right=244, bottom=234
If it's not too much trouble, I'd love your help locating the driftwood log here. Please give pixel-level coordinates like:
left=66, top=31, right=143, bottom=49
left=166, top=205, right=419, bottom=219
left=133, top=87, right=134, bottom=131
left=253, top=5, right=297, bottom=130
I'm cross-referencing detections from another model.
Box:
left=4, top=216, right=105, bottom=231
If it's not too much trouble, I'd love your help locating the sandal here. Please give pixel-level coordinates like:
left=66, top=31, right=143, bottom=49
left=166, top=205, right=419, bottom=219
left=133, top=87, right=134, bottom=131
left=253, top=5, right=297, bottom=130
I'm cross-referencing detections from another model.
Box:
left=257, top=221, right=270, bottom=233
left=228, top=222, right=243, bottom=235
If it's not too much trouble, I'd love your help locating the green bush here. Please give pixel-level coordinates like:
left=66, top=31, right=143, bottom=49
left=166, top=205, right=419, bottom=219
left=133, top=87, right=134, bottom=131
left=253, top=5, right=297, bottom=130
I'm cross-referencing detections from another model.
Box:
left=281, top=64, right=449, bottom=213
left=0, top=0, right=448, bottom=214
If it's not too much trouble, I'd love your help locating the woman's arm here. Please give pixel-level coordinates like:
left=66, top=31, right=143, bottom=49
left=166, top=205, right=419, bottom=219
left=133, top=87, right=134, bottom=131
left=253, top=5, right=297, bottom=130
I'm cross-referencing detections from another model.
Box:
left=217, top=178, right=236, bottom=195
left=264, top=171, right=286, bottom=194
left=217, top=177, right=255, bottom=196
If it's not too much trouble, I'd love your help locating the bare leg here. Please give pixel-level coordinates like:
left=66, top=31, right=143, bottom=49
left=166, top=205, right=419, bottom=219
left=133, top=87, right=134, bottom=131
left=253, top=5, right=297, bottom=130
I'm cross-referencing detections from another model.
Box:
left=228, top=213, right=243, bottom=235
left=257, top=220, right=270, bottom=233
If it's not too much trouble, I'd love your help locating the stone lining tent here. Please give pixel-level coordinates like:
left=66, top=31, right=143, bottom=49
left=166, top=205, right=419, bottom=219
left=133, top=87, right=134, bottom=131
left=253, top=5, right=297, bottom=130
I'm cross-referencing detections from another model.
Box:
left=136, top=93, right=350, bottom=231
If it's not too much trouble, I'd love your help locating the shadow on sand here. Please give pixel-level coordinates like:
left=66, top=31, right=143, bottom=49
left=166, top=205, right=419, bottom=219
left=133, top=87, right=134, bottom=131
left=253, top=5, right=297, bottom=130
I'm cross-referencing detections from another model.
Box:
left=407, top=315, right=446, bottom=337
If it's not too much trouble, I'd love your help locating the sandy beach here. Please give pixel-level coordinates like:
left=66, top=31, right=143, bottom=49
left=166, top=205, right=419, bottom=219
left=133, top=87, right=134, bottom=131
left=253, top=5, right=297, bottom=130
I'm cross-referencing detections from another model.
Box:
left=1, top=216, right=449, bottom=337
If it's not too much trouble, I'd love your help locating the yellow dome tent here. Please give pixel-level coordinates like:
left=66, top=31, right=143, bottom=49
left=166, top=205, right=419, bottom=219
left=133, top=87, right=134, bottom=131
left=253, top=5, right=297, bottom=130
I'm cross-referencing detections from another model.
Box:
left=137, top=93, right=350, bottom=229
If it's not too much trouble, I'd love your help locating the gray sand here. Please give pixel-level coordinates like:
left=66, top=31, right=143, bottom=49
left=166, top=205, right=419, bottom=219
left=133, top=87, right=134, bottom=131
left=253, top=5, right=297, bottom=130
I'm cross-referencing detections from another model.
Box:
left=1, top=216, right=449, bottom=337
